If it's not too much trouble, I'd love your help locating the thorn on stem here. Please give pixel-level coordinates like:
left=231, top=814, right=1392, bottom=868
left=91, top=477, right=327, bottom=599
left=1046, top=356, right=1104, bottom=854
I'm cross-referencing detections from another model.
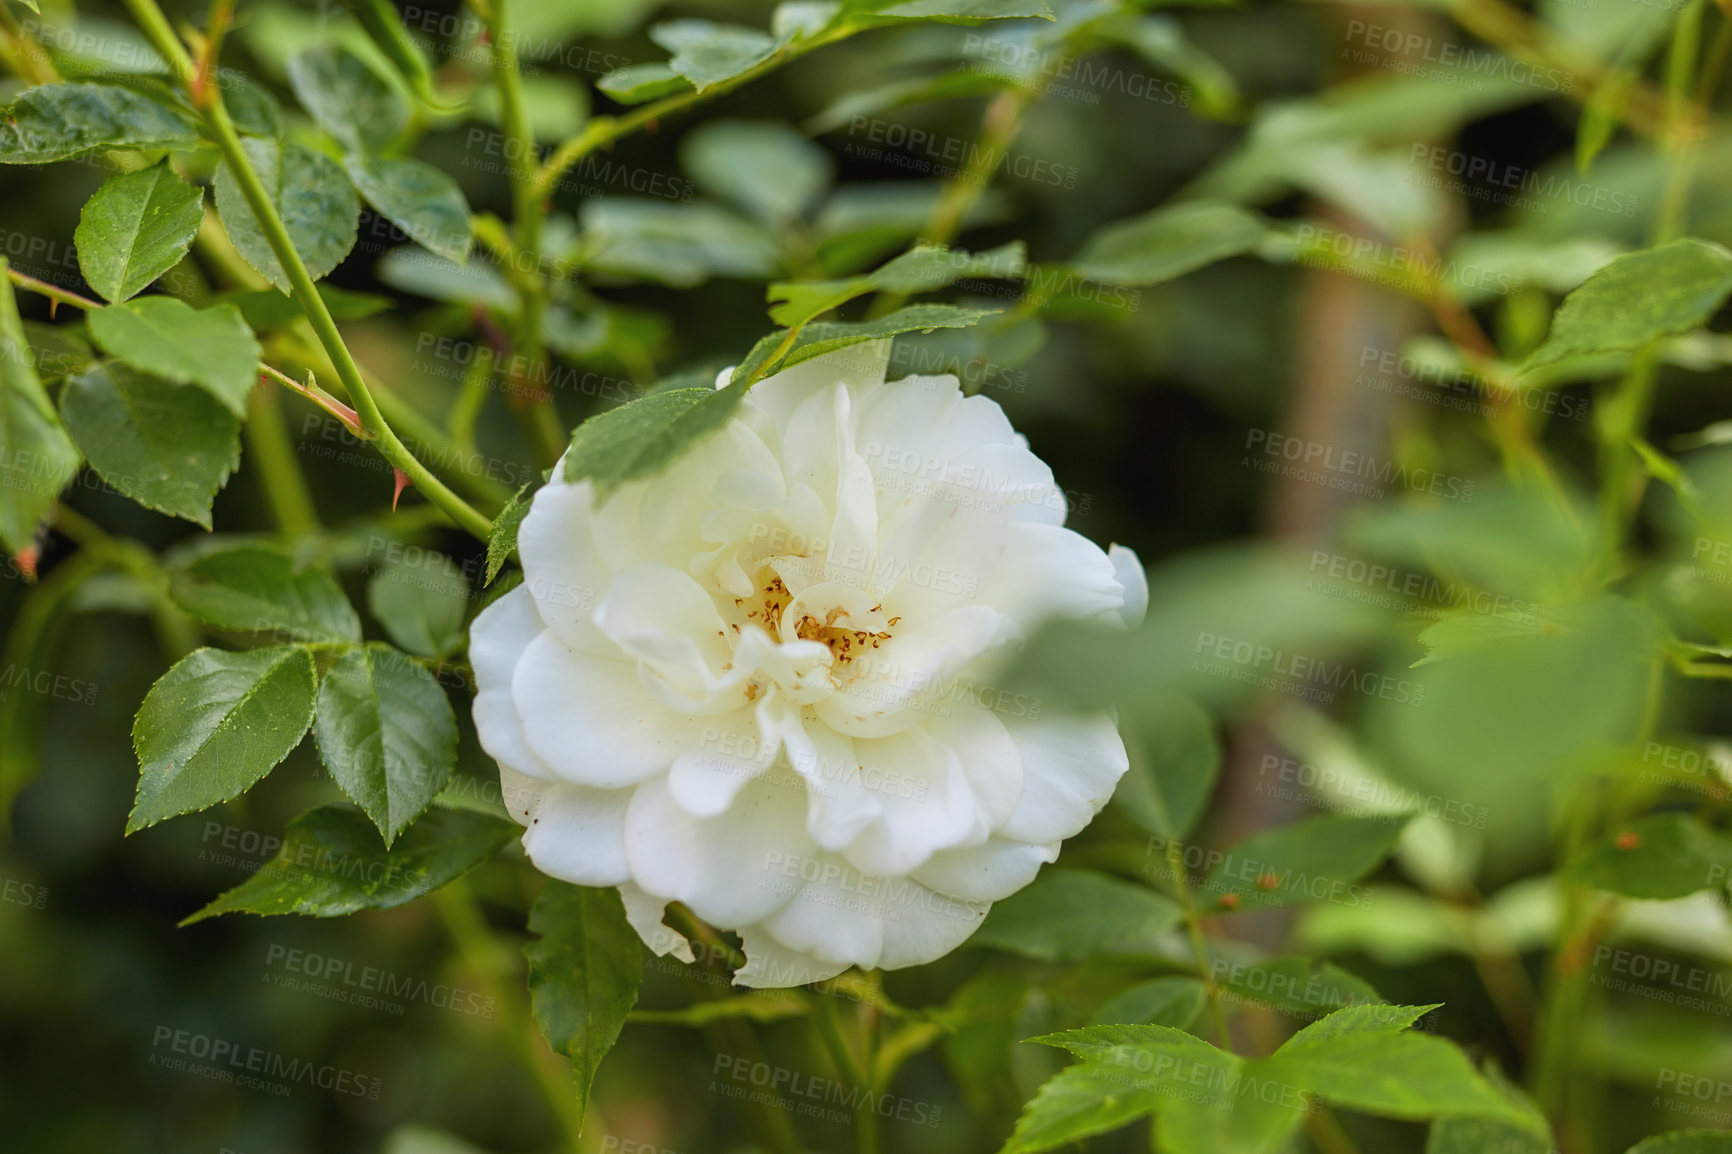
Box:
left=392, top=467, right=412, bottom=511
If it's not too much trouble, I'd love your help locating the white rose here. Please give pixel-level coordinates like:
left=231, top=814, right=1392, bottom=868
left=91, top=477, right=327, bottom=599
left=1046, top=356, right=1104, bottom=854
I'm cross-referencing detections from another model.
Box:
left=470, top=340, right=1147, bottom=987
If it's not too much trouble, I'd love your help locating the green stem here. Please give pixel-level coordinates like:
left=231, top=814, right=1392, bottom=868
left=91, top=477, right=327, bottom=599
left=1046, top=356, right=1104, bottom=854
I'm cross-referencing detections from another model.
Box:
left=433, top=880, right=587, bottom=1154
left=121, top=0, right=491, bottom=542
left=487, top=0, right=564, bottom=468
left=52, top=505, right=199, bottom=658
left=813, top=992, right=883, bottom=1154
left=534, top=25, right=858, bottom=200
left=1166, top=840, right=1231, bottom=1048
left=448, top=346, right=494, bottom=459
left=869, top=85, right=1034, bottom=319
left=244, top=377, right=319, bottom=537
left=921, top=88, right=1032, bottom=248
left=0, top=548, right=105, bottom=827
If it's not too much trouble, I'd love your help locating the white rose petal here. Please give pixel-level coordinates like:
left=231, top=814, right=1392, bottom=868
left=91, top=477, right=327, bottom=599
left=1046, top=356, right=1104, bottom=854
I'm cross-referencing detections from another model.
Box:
left=470, top=340, right=1147, bottom=987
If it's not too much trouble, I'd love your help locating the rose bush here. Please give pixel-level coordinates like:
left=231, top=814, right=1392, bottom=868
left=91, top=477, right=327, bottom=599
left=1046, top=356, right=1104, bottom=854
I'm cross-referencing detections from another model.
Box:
left=473, top=340, right=1146, bottom=984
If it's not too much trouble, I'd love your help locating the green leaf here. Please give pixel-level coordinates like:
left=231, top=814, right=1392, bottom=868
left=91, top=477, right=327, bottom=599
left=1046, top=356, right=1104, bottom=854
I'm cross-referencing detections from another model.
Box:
left=0, top=83, right=200, bottom=164
left=999, top=1052, right=1178, bottom=1154
left=287, top=43, right=409, bottom=153
left=1273, top=1030, right=1529, bottom=1123
left=1277, top=1002, right=1439, bottom=1054
left=367, top=555, right=469, bottom=657
left=1069, top=201, right=1267, bottom=287
left=596, top=63, right=692, bottom=104
left=485, top=481, right=537, bottom=584
left=1091, top=977, right=1207, bottom=1029
left=970, top=867, right=1183, bottom=961
left=1524, top=239, right=1732, bottom=371
left=767, top=242, right=1025, bottom=327
left=563, top=386, right=745, bottom=500
left=1429, top=1116, right=1551, bottom=1154
left=786, top=304, right=999, bottom=365
left=681, top=119, right=834, bottom=227
left=377, top=248, right=516, bottom=310
left=215, top=137, right=361, bottom=292
left=740, top=303, right=1000, bottom=382
left=1113, top=695, right=1219, bottom=841
left=580, top=200, right=780, bottom=288
left=74, top=162, right=206, bottom=303
left=182, top=804, right=517, bottom=922
left=1008, top=1027, right=1230, bottom=1154
left=804, top=70, right=1011, bottom=136
left=1565, top=813, right=1732, bottom=900
left=1202, top=813, right=1405, bottom=911
left=128, top=645, right=317, bottom=833
left=1022, top=1027, right=1287, bottom=1154
left=0, top=550, right=103, bottom=817
left=524, top=882, right=646, bottom=1132
left=167, top=543, right=361, bottom=643
left=59, top=363, right=240, bottom=527
left=343, top=154, right=473, bottom=264
left=1155, top=1076, right=1306, bottom=1154
left=0, top=263, right=80, bottom=554
left=649, top=20, right=780, bottom=92
left=1212, top=956, right=1384, bottom=1020
left=87, top=297, right=260, bottom=415
left=217, top=71, right=284, bottom=139
left=1104, top=15, right=1239, bottom=120
left=1575, top=67, right=1635, bottom=177
left=854, top=0, right=1056, bottom=24
left=314, top=643, right=458, bottom=845
left=22, top=320, right=94, bottom=383
left=222, top=284, right=391, bottom=331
